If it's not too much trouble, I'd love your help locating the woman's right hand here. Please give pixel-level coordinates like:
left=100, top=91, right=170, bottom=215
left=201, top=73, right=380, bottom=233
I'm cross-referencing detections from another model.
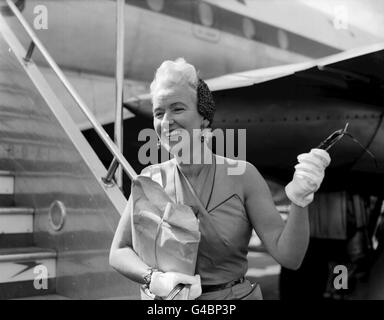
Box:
left=149, top=271, right=201, bottom=299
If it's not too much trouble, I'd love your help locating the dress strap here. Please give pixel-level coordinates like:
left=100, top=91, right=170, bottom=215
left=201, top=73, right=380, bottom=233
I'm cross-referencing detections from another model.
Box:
left=176, top=156, right=216, bottom=216
left=177, top=169, right=207, bottom=215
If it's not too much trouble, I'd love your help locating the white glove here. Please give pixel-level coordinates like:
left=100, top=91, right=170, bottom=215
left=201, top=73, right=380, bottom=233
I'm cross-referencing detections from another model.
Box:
left=285, top=148, right=331, bottom=207
left=149, top=271, right=202, bottom=300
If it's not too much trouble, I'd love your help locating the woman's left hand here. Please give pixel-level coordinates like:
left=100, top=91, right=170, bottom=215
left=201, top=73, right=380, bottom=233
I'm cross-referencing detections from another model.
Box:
left=285, top=148, right=331, bottom=207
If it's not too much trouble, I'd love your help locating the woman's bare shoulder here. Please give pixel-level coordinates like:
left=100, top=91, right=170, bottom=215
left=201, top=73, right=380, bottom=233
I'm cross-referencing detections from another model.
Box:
left=215, top=155, right=261, bottom=181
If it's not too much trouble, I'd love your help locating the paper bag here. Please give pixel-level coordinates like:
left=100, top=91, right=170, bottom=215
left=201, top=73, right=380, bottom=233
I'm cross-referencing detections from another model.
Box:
left=131, top=175, right=200, bottom=298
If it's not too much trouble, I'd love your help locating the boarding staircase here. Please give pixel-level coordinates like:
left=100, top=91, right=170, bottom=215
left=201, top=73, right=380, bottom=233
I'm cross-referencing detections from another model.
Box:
left=0, top=1, right=139, bottom=299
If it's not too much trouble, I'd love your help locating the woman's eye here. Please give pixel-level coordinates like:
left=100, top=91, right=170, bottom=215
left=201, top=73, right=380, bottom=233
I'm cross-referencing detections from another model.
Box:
left=154, top=112, right=164, bottom=118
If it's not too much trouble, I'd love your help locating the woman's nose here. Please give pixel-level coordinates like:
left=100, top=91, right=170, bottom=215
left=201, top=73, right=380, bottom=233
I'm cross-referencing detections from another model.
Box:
left=162, top=112, right=175, bottom=126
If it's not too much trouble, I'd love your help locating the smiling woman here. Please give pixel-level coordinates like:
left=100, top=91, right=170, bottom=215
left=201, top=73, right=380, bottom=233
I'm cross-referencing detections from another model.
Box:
left=109, top=58, right=332, bottom=300
left=150, top=58, right=212, bottom=159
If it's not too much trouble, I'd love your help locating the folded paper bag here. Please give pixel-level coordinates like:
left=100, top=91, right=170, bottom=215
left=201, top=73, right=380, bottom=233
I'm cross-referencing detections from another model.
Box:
left=131, top=175, right=201, bottom=299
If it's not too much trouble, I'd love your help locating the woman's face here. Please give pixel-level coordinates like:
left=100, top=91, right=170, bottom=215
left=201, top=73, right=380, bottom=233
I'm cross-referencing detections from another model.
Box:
left=152, top=81, right=204, bottom=156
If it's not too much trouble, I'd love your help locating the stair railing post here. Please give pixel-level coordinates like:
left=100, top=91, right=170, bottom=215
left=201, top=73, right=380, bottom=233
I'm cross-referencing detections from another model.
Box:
left=114, top=0, right=125, bottom=188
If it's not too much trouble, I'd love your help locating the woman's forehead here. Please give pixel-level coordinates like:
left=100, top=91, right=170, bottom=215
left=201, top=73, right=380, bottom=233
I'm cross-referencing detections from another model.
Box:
left=152, top=82, right=196, bottom=107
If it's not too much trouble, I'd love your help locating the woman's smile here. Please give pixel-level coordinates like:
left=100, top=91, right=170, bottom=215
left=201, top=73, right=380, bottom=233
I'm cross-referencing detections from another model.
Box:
left=164, top=129, right=183, bottom=138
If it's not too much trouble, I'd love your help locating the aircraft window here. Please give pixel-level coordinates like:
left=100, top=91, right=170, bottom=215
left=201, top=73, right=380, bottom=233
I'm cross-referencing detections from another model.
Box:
left=146, top=0, right=164, bottom=12
left=242, top=18, right=255, bottom=39
left=277, top=29, right=289, bottom=50
left=1, top=0, right=25, bottom=15
left=198, top=1, right=214, bottom=27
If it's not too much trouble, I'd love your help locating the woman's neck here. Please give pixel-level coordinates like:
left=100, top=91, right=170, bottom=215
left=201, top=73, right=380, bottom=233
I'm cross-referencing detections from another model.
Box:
left=174, top=145, right=213, bottom=179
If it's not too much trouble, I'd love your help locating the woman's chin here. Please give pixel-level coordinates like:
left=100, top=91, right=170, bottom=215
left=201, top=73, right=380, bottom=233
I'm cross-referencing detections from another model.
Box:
left=167, top=143, right=192, bottom=160
left=161, top=142, right=178, bottom=155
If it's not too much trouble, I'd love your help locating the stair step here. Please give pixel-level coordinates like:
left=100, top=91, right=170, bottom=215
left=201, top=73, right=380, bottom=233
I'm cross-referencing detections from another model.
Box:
left=0, top=171, right=13, bottom=176
left=0, top=247, right=56, bottom=262
left=0, top=172, right=14, bottom=206
left=0, top=172, right=14, bottom=194
left=0, top=234, right=34, bottom=249
left=0, top=247, right=56, bottom=299
left=0, top=207, right=34, bottom=215
left=0, top=278, right=56, bottom=299
left=0, top=207, right=33, bottom=234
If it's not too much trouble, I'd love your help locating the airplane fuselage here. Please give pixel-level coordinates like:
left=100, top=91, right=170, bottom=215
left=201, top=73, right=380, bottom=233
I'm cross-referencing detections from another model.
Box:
left=5, top=0, right=367, bottom=80
left=3, top=0, right=384, bottom=191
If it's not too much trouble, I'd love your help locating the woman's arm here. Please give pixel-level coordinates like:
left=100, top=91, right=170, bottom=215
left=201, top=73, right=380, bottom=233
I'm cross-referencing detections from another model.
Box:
left=242, top=162, right=310, bottom=270
left=109, top=189, right=203, bottom=299
left=109, top=197, right=150, bottom=284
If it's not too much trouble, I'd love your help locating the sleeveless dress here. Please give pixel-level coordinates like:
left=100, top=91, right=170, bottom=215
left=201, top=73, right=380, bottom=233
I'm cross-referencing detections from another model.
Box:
left=140, top=154, right=262, bottom=299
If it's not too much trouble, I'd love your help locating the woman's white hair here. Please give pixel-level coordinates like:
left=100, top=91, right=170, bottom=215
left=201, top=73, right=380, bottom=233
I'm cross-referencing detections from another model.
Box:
left=150, top=58, right=199, bottom=99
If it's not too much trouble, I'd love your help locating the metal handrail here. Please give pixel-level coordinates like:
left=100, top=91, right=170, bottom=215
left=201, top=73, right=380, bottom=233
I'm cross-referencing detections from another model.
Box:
left=114, top=0, right=125, bottom=187
left=5, top=0, right=138, bottom=182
